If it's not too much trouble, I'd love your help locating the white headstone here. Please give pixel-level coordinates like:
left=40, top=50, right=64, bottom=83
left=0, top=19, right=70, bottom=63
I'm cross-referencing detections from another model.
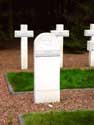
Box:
left=14, top=24, right=34, bottom=69
left=34, top=33, right=60, bottom=103
left=51, top=24, right=69, bottom=68
left=84, top=24, right=94, bottom=67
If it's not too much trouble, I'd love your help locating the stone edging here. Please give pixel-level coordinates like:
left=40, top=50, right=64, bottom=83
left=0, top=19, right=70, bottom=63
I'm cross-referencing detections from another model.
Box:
left=19, top=114, right=25, bottom=125
left=4, top=73, right=33, bottom=95
left=62, top=88, right=94, bottom=91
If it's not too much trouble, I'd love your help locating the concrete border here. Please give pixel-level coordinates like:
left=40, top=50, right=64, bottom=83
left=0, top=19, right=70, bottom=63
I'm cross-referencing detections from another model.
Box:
left=4, top=73, right=33, bottom=95
left=62, top=88, right=94, bottom=91
left=19, top=114, right=25, bottom=125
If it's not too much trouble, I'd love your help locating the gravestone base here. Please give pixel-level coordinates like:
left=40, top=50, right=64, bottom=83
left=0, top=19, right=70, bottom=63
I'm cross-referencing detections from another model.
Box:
left=89, top=51, right=94, bottom=67
left=34, top=90, right=60, bottom=103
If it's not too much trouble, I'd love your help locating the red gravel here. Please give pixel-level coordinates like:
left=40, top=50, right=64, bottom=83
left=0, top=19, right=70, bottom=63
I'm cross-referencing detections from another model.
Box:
left=0, top=49, right=89, bottom=73
left=0, top=49, right=94, bottom=125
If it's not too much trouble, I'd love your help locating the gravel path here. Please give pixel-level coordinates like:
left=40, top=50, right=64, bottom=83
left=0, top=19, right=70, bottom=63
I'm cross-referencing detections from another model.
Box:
left=0, top=49, right=94, bottom=125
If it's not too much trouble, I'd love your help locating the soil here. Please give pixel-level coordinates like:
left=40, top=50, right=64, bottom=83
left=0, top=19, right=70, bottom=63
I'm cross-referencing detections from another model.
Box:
left=0, top=48, right=89, bottom=73
left=0, top=48, right=94, bottom=125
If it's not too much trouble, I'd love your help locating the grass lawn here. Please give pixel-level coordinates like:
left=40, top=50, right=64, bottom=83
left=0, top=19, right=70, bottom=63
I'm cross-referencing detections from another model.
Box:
left=7, top=72, right=34, bottom=92
left=23, top=110, right=94, bottom=125
left=7, top=69, right=94, bottom=92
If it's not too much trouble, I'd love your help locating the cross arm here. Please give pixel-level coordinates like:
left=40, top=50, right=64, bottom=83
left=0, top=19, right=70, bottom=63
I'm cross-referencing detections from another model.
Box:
left=84, top=30, right=94, bottom=36
left=14, top=31, right=34, bottom=38
left=51, top=30, right=69, bottom=37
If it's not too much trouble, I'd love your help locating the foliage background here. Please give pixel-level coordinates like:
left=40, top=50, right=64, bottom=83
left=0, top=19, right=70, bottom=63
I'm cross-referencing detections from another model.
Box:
left=0, top=0, right=94, bottom=52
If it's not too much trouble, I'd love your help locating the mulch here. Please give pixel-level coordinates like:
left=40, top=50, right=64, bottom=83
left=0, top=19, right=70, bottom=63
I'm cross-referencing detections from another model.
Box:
left=0, top=49, right=94, bottom=125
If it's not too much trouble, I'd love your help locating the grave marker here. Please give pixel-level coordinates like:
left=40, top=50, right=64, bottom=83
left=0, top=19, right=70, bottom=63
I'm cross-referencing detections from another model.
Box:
left=34, top=33, right=60, bottom=103
left=84, top=24, right=94, bottom=67
left=51, top=24, right=69, bottom=67
left=15, top=24, right=34, bottom=69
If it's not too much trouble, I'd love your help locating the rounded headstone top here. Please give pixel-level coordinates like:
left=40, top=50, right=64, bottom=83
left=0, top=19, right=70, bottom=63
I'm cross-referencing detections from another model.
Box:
left=34, top=33, right=60, bottom=51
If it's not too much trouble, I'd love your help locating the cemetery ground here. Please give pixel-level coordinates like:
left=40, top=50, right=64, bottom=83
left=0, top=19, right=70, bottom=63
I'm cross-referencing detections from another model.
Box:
left=1, top=48, right=94, bottom=125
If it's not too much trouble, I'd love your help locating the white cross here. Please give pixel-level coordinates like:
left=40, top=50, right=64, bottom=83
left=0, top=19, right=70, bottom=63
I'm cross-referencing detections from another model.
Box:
left=84, top=24, right=94, bottom=51
left=50, top=24, right=69, bottom=68
left=84, top=24, right=94, bottom=67
left=15, top=24, right=34, bottom=69
left=84, top=24, right=94, bottom=41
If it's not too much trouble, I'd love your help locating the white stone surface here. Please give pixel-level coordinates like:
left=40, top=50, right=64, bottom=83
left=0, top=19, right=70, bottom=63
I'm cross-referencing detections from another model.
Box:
left=90, top=24, right=94, bottom=41
left=84, top=24, right=94, bottom=67
left=51, top=24, right=69, bottom=68
left=14, top=24, right=34, bottom=69
left=87, top=41, right=94, bottom=51
left=84, top=24, right=94, bottom=41
left=89, top=51, right=94, bottom=67
left=34, top=33, right=60, bottom=103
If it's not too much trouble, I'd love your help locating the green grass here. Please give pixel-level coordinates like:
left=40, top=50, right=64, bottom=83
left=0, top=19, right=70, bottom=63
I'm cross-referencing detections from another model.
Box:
left=7, top=69, right=94, bottom=92
left=7, top=72, right=34, bottom=92
left=23, top=110, right=94, bottom=125
left=60, top=69, right=94, bottom=89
